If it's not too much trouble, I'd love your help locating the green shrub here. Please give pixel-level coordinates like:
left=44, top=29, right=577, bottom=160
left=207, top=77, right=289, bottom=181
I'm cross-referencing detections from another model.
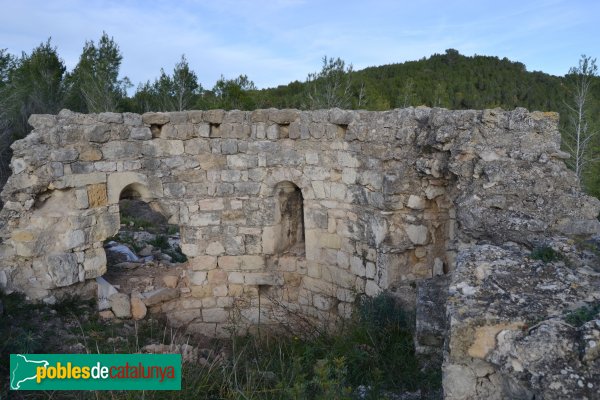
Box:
left=565, top=302, right=600, bottom=327
left=165, top=248, right=188, bottom=263
left=0, top=292, right=441, bottom=399
left=149, top=234, right=170, bottom=250
left=531, top=245, right=562, bottom=263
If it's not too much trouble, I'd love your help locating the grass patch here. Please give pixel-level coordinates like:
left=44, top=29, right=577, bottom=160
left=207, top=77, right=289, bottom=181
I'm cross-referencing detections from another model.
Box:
left=1, top=292, right=440, bottom=399
left=167, top=225, right=180, bottom=236
left=565, top=302, right=600, bottom=327
left=121, top=215, right=156, bottom=231
left=530, top=245, right=562, bottom=263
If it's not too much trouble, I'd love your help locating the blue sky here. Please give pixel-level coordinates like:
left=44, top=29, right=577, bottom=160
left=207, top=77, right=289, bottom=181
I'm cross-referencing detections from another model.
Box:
left=1, top=0, right=598, bottom=90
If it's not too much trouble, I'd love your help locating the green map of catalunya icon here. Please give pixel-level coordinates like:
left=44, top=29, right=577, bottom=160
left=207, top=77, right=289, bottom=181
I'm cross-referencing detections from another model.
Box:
left=10, top=354, right=49, bottom=390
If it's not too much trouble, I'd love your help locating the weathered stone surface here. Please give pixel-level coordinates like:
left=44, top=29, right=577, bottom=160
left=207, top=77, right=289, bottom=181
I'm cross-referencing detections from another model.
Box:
left=405, top=224, right=428, bottom=245
left=83, top=248, right=107, bottom=279
left=415, top=275, right=449, bottom=362
left=46, top=254, right=79, bottom=288
left=142, top=288, right=179, bottom=306
left=130, top=127, right=152, bottom=140
left=87, top=183, right=108, bottom=207
left=444, top=240, right=600, bottom=400
left=162, top=275, right=179, bottom=288
left=142, top=112, right=170, bottom=125
left=109, top=292, right=131, bottom=318
left=131, top=293, right=147, bottom=320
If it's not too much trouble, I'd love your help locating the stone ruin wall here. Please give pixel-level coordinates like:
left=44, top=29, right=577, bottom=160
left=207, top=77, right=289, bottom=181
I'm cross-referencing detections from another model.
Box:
left=3, top=106, right=600, bottom=399
left=0, top=107, right=598, bottom=340
left=0, top=108, right=597, bottom=328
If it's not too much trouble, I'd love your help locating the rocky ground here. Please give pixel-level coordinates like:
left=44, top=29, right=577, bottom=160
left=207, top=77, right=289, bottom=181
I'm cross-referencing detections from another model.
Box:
left=443, top=236, right=600, bottom=400
left=99, top=199, right=188, bottom=321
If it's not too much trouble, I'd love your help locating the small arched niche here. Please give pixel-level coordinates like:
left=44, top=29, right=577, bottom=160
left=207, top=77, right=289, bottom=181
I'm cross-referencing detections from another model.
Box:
left=273, top=181, right=305, bottom=256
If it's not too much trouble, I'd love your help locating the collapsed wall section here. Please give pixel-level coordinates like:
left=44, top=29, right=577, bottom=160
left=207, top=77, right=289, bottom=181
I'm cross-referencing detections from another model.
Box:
left=0, top=107, right=598, bottom=339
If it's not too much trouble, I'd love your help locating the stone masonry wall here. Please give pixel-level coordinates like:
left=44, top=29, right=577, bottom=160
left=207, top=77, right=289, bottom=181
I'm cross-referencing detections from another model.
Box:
left=0, top=107, right=598, bottom=340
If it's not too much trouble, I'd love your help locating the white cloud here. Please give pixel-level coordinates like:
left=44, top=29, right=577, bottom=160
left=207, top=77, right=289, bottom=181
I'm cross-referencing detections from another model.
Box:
left=0, top=0, right=598, bottom=89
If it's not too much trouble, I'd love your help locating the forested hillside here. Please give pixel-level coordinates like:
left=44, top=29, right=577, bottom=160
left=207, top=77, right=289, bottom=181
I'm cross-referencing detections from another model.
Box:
left=1, top=37, right=599, bottom=196
left=258, top=49, right=572, bottom=112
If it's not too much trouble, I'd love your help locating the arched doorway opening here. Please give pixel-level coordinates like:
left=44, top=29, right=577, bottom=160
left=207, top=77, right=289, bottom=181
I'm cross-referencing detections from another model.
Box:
left=98, top=183, right=185, bottom=317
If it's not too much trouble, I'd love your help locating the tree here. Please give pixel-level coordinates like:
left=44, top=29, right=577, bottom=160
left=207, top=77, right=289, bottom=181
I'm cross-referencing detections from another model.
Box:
left=211, top=74, right=257, bottom=110
left=0, top=40, right=66, bottom=183
left=398, top=77, right=416, bottom=108
left=172, top=55, right=200, bottom=111
left=66, top=32, right=130, bottom=113
left=562, top=55, right=598, bottom=181
left=305, top=56, right=353, bottom=109
left=131, top=55, right=201, bottom=112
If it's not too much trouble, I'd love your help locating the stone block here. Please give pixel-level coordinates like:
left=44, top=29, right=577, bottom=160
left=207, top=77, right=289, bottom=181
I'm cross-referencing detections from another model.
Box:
left=190, top=256, right=217, bottom=270
left=83, top=248, right=106, bottom=279
left=269, top=109, right=299, bottom=124
left=329, top=108, right=354, bottom=125
left=202, top=308, right=229, bottom=323
left=46, top=253, right=79, bottom=288
left=189, top=213, right=220, bottom=227
left=84, top=124, right=111, bottom=143
left=208, top=269, right=228, bottom=285
left=190, top=285, right=212, bottom=298
left=199, top=198, right=224, bottom=211
left=168, top=112, right=189, bottom=124
left=365, top=280, right=381, bottom=297
left=110, top=293, right=131, bottom=318
left=206, top=242, right=225, bottom=256
left=63, top=172, right=106, bottom=188
left=142, top=288, right=179, bottom=306
left=130, top=127, right=152, bottom=140
left=261, top=226, right=277, bottom=255
left=244, top=273, right=282, bottom=286
left=190, top=271, right=208, bottom=286
left=407, top=195, right=427, bottom=210
left=131, top=293, right=147, bottom=320
left=167, top=309, right=202, bottom=326
left=319, top=233, right=341, bottom=249
left=228, top=272, right=245, bottom=284
left=79, top=148, right=103, bottom=161
left=405, top=224, right=429, bottom=245
left=123, top=112, right=142, bottom=126
left=101, top=141, right=141, bottom=159
left=323, top=265, right=356, bottom=289
left=349, top=256, right=365, bottom=277
left=313, top=293, right=334, bottom=311
left=218, top=256, right=242, bottom=270
left=212, top=284, right=228, bottom=297
left=241, top=255, right=265, bottom=270
left=142, top=112, right=170, bottom=125
left=87, top=183, right=108, bottom=208
left=163, top=275, right=179, bottom=288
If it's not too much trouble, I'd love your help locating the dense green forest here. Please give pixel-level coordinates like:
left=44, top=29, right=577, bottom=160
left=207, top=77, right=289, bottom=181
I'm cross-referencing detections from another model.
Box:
left=1, top=34, right=599, bottom=196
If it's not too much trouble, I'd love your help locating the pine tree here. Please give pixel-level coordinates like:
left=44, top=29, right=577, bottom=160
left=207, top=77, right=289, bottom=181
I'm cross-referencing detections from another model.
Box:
left=66, top=32, right=130, bottom=113
left=0, top=40, right=66, bottom=183
left=562, top=55, right=598, bottom=182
